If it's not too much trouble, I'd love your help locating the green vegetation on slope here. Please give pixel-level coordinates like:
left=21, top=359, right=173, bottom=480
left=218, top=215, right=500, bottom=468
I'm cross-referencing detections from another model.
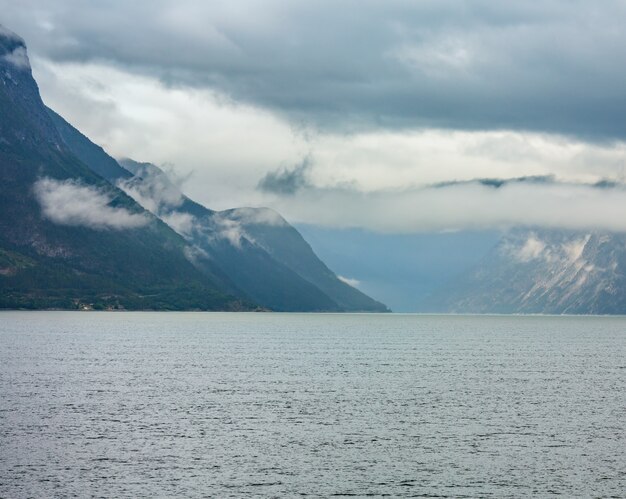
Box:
left=0, top=28, right=250, bottom=310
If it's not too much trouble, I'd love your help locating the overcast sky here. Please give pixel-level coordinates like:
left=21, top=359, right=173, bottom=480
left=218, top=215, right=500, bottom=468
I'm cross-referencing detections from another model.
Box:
left=2, top=1, right=626, bottom=232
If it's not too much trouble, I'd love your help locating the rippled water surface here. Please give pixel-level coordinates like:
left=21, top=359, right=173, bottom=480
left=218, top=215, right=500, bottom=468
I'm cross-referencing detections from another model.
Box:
left=1, top=312, right=625, bottom=497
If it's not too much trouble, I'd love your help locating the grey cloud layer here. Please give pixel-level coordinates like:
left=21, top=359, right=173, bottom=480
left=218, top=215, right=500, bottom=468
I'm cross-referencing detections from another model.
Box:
left=265, top=177, right=626, bottom=233
left=258, top=156, right=311, bottom=195
left=3, top=0, right=626, bottom=139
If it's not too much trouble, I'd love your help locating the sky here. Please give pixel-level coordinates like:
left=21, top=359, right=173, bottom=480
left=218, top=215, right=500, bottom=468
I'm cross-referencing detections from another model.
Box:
left=2, top=1, right=626, bottom=233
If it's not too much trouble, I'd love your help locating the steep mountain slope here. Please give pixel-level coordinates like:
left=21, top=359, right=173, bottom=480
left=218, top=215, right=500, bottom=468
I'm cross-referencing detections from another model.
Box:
left=428, top=228, right=626, bottom=314
left=226, top=208, right=389, bottom=311
left=46, top=107, right=133, bottom=182
left=47, top=129, right=387, bottom=311
left=41, top=127, right=343, bottom=311
left=6, top=25, right=387, bottom=312
left=0, top=26, right=246, bottom=310
left=117, top=160, right=388, bottom=312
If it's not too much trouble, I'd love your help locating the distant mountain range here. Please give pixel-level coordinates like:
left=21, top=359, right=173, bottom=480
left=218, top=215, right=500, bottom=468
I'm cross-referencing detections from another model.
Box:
left=0, top=25, right=387, bottom=312
left=423, top=228, right=626, bottom=314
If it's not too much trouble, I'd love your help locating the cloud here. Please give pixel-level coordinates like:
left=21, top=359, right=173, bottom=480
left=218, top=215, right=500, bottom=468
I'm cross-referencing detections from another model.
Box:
left=225, top=207, right=288, bottom=227
left=31, top=61, right=626, bottom=206
left=33, top=177, right=149, bottom=230
left=0, top=24, right=23, bottom=43
left=206, top=214, right=251, bottom=249
left=201, top=207, right=290, bottom=249
left=183, top=244, right=210, bottom=265
left=199, top=208, right=287, bottom=249
left=1, top=24, right=30, bottom=70
left=258, top=157, right=311, bottom=195
left=116, top=161, right=184, bottom=214
left=266, top=180, right=626, bottom=234
left=503, top=231, right=592, bottom=272
left=432, top=175, right=556, bottom=189
left=25, top=54, right=626, bottom=235
left=2, top=1, right=626, bottom=139
left=513, top=234, right=546, bottom=262
left=115, top=159, right=289, bottom=247
left=160, top=211, right=196, bottom=237
left=2, top=46, right=30, bottom=70
left=32, top=60, right=300, bottom=211
left=337, top=275, right=361, bottom=288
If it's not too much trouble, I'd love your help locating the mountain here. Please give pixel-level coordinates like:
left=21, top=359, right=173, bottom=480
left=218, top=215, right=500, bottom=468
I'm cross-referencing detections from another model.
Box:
left=117, top=159, right=388, bottom=312
left=46, top=110, right=388, bottom=311
left=0, top=26, right=248, bottom=310
left=116, top=158, right=387, bottom=312
left=39, top=50, right=387, bottom=311
left=226, top=210, right=391, bottom=312
left=427, top=228, right=626, bottom=314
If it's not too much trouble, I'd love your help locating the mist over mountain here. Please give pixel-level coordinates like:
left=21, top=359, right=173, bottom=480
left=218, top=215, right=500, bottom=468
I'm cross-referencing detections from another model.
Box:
left=0, top=25, right=386, bottom=311
left=114, top=160, right=389, bottom=312
left=46, top=66, right=386, bottom=311
left=4, top=23, right=626, bottom=315
left=424, top=228, right=626, bottom=314
left=49, top=110, right=387, bottom=311
left=297, top=223, right=626, bottom=315
left=0, top=26, right=248, bottom=310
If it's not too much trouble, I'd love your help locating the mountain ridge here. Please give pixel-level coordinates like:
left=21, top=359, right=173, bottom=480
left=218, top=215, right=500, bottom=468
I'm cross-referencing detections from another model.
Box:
left=114, top=159, right=389, bottom=312
left=0, top=25, right=387, bottom=311
left=424, top=228, right=626, bottom=314
left=0, top=25, right=250, bottom=310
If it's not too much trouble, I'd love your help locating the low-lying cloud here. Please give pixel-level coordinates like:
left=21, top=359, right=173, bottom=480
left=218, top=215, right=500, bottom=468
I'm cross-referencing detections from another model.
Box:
left=32, top=61, right=626, bottom=225
left=267, top=180, right=626, bottom=234
left=34, top=177, right=149, bottom=230
left=258, top=157, right=312, bottom=195
left=114, top=160, right=287, bottom=248
left=508, top=232, right=590, bottom=266
left=116, top=162, right=184, bottom=215
left=432, top=175, right=555, bottom=190
left=337, top=275, right=361, bottom=288
left=225, top=207, right=288, bottom=227
left=2, top=46, right=30, bottom=70
left=115, top=160, right=203, bottom=238
left=160, top=211, right=196, bottom=237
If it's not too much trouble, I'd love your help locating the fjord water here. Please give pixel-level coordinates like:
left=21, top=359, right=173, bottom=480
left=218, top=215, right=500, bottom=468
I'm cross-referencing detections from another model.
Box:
left=1, top=313, right=624, bottom=497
